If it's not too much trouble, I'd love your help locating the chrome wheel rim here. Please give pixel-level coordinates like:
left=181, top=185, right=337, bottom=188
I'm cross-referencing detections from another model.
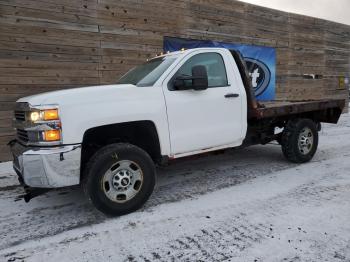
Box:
left=102, top=160, right=143, bottom=203
left=298, top=127, right=314, bottom=155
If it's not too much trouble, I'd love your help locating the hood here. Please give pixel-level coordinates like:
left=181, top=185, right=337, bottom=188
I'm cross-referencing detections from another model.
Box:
left=17, top=84, right=138, bottom=106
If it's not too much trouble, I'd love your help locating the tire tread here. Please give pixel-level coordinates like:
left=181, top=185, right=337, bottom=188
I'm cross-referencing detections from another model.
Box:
left=281, top=118, right=318, bottom=163
left=82, top=143, right=155, bottom=216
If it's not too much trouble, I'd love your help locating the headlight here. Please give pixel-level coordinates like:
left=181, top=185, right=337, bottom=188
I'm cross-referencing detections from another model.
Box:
left=30, top=108, right=59, bottom=122
left=30, top=111, right=40, bottom=122
left=14, top=103, right=62, bottom=145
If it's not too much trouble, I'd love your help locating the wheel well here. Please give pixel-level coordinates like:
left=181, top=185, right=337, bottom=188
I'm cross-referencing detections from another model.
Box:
left=80, top=121, right=161, bottom=175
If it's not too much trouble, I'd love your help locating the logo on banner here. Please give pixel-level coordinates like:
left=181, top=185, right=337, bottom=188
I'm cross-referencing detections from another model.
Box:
left=245, top=58, right=271, bottom=97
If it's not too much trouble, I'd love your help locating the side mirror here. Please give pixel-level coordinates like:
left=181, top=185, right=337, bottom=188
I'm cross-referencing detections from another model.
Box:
left=173, top=65, right=209, bottom=91
left=173, top=78, right=186, bottom=90
left=192, top=65, right=208, bottom=91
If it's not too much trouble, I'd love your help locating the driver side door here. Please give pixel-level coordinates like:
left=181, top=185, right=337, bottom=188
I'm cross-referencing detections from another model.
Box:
left=163, top=51, right=243, bottom=156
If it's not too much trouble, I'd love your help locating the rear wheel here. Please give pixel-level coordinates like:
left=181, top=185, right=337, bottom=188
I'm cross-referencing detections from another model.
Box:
left=281, top=118, right=318, bottom=163
left=83, top=143, right=155, bottom=216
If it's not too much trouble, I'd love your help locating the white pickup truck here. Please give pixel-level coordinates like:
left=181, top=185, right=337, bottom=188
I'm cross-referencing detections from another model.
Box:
left=10, top=48, right=345, bottom=216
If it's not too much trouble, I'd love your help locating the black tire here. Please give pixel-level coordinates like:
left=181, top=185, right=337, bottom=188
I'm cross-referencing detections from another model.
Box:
left=83, top=143, right=156, bottom=216
left=281, top=118, right=319, bottom=163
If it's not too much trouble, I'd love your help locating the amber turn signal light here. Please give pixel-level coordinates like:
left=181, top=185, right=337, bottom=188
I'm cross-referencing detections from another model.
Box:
left=43, top=130, right=61, bottom=141
left=43, top=109, right=59, bottom=121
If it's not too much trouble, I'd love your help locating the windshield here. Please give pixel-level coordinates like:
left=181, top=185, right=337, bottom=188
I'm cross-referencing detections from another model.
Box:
left=117, top=55, right=178, bottom=87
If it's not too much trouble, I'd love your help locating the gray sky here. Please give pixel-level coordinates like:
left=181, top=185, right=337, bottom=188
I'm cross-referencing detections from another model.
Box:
left=238, top=0, right=350, bottom=25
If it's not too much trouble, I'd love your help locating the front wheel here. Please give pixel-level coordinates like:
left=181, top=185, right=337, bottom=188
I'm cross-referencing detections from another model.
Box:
left=281, top=118, right=319, bottom=163
left=83, top=143, right=156, bottom=216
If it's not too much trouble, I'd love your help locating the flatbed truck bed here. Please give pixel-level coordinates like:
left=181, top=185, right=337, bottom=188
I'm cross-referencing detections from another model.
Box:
left=253, top=99, right=345, bottom=121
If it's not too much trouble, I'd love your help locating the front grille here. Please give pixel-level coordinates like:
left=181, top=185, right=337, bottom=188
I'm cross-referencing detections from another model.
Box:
left=14, top=111, right=26, bottom=121
left=17, top=129, right=29, bottom=143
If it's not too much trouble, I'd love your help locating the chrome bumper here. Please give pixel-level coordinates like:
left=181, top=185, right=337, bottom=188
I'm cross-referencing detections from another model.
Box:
left=10, top=141, right=81, bottom=188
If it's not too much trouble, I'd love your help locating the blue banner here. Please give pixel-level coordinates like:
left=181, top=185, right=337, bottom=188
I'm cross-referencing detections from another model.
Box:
left=164, top=37, right=276, bottom=101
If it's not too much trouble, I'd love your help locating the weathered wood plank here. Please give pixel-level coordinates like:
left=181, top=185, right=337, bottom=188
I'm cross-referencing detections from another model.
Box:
left=0, top=15, right=99, bottom=33
left=0, top=59, right=99, bottom=70
left=0, top=76, right=100, bottom=85
left=0, top=68, right=99, bottom=77
left=0, top=50, right=101, bottom=63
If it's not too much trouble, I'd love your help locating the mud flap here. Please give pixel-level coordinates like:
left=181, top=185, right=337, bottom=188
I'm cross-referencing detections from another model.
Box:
left=15, top=188, right=51, bottom=203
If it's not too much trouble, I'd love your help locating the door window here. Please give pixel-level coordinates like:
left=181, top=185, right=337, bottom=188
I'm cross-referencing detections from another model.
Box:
left=171, top=52, right=228, bottom=90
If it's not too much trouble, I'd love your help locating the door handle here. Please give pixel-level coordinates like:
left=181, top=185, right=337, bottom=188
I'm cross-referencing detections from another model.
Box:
left=224, top=93, right=239, bottom=98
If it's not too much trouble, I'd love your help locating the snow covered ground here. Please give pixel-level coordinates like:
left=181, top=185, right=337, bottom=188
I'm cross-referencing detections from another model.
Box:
left=0, top=113, right=350, bottom=262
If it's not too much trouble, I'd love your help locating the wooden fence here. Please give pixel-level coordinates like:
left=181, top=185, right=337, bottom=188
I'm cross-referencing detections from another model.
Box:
left=0, top=0, right=349, bottom=161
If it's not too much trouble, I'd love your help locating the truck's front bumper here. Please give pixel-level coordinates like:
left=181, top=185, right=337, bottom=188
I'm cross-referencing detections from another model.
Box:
left=10, top=141, right=81, bottom=188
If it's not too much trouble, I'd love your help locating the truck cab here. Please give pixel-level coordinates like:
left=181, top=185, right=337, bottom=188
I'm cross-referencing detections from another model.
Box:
left=155, top=48, right=247, bottom=157
left=10, top=48, right=345, bottom=216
